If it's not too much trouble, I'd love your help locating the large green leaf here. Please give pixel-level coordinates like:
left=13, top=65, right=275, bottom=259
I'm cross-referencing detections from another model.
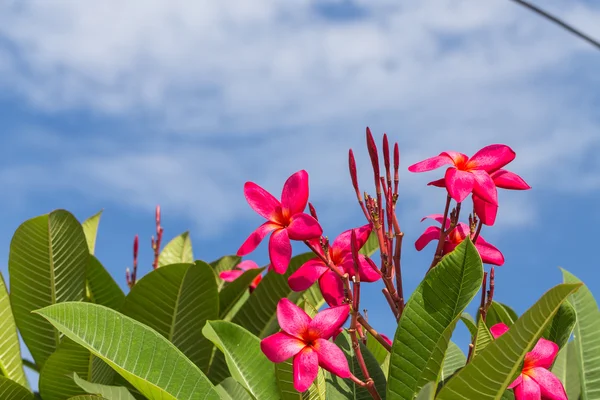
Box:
left=82, top=211, right=102, bottom=254
left=436, top=283, right=581, bottom=400
left=562, top=269, right=600, bottom=400
left=473, top=318, right=493, bottom=358
left=72, top=372, right=136, bottom=400
left=120, top=262, right=218, bottom=372
left=214, top=378, right=253, bottom=400
left=543, top=301, right=576, bottom=350
left=441, top=341, right=466, bottom=382
left=552, top=340, right=581, bottom=400
left=158, top=232, right=193, bottom=267
left=415, top=382, right=436, bottom=400
left=387, top=239, right=483, bottom=399
left=219, top=268, right=264, bottom=319
left=86, top=256, right=125, bottom=311
left=366, top=332, right=390, bottom=367
left=67, top=396, right=106, bottom=400
left=9, top=209, right=89, bottom=367
left=202, top=320, right=279, bottom=399
left=326, top=331, right=387, bottom=400
left=485, top=302, right=518, bottom=329
left=0, top=272, right=27, bottom=387
left=39, top=339, right=113, bottom=400
left=0, top=376, right=32, bottom=400
left=35, top=302, right=220, bottom=400
left=460, top=314, right=477, bottom=339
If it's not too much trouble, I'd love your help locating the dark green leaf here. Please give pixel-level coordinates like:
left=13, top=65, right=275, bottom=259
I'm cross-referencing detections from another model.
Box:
left=543, top=301, right=576, bottom=350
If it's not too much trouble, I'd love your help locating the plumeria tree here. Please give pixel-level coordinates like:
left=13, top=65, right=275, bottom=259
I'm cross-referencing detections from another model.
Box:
left=0, top=128, right=598, bottom=400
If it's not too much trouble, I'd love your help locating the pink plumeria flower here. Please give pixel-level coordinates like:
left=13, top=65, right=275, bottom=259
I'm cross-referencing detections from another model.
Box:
left=219, top=260, right=263, bottom=292
left=408, top=144, right=516, bottom=204
left=380, top=333, right=393, bottom=346
left=415, top=215, right=504, bottom=266
left=288, top=224, right=380, bottom=306
left=261, top=299, right=351, bottom=392
left=237, top=170, right=323, bottom=274
left=430, top=168, right=531, bottom=226
left=491, top=323, right=567, bottom=400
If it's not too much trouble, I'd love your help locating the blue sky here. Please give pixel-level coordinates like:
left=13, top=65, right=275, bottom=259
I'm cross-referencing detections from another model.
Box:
left=1, top=0, right=599, bottom=390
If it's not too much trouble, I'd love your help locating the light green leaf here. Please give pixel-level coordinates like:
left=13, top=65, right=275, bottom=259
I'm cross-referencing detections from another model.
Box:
left=415, top=382, right=436, bottom=400
left=202, top=320, right=279, bottom=399
left=473, top=318, right=493, bottom=358
left=86, top=256, right=125, bottom=311
left=82, top=211, right=102, bottom=255
left=387, top=239, right=483, bottom=399
left=0, top=272, right=28, bottom=387
left=543, top=301, right=576, bottom=350
left=214, top=377, right=253, bottom=400
left=485, top=301, right=518, bottom=329
left=441, top=341, right=466, bottom=382
left=359, top=231, right=379, bottom=256
left=460, top=314, right=477, bottom=339
left=72, top=372, right=135, bottom=400
left=551, top=340, right=581, bottom=400
left=67, top=396, right=107, bottom=400
left=39, top=339, right=114, bottom=400
left=210, top=256, right=241, bottom=288
left=120, top=262, right=218, bottom=372
left=562, top=269, right=600, bottom=400
left=366, top=332, right=390, bottom=367
left=9, top=209, right=89, bottom=367
left=219, top=268, right=264, bottom=319
left=0, top=376, right=33, bottom=400
left=34, top=302, right=220, bottom=400
left=158, top=232, right=194, bottom=267
left=436, top=283, right=581, bottom=400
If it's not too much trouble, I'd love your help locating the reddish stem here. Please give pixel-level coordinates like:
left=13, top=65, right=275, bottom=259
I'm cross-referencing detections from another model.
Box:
left=151, top=205, right=163, bottom=270
left=479, top=271, right=489, bottom=321
left=428, top=195, right=452, bottom=271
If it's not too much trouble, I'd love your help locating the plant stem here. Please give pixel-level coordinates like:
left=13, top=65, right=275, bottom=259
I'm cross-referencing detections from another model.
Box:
left=358, top=313, right=392, bottom=352
left=429, top=195, right=452, bottom=271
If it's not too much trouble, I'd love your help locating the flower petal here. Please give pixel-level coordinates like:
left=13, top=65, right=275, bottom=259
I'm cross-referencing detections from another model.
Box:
left=261, top=332, right=306, bottom=363
left=427, top=178, right=446, bottom=188
left=330, top=224, right=372, bottom=260
left=473, top=195, right=498, bottom=226
left=281, top=170, right=309, bottom=219
left=237, top=222, right=280, bottom=256
left=415, top=226, right=441, bottom=251
left=526, top=338, right=559, bottom=369
left=277, top=298, right=311, bottom=337
left=357, top=256, right=381, bottom=282
left=490, top=323, right=510, bottom=339
left=287, top=213, right=323, bottom=240
left=475, top=237, right=505, bottom=266
left=380, top=334, right=393, bottom=346
left=408, top=154, right=454, bottom=172
left=250, top=274, right=262, bottom=290
left=237, top=260, right=260, bottom=271
left=528, top=367, right=567, bottom=400
left=319, top=270, right=346, bottom=307
left=508, top=375, right=523, bottom=389
left=467, top=144, right=516, bottom=172
left=491, top=169, right=531, bottom=190
left=471, top=170, right=498, bottom=205
left=293, top=347, right=319, bottom=392
left=269, top=228, right=292, bottom=274
left=313, top=338, right=351, bottom=378
left=445, top=168, right=475, bottom=203
left=244, top=181, right=282, bottom=221
left=288, top=259, right=329, bottom=291
left=309, top=304, right=350, bottom=339
left=219, top=270, right=244, bottom=282
left=514, top=375, right=541, bottom=400
left=441, top=151, right=469, bottom=166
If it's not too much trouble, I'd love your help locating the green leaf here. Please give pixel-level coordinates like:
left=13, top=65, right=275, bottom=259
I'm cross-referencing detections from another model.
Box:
left=202, top=320, right=279, bottom=399
left=326, top=331, right=387, bottom=400
left=34, top=302, right=220, bottom=400
left=473, top=318, right=493, bottom=358
left=552, top=340, right=581, bottom=400
left=158, top=232, right=194, bottom=267
left=0, top=376, right=33, bottom=400
left=67, top=396, right=107, bottom=400
left=562, top=269, right=600, bottom=400
left=232, top=252, right=314, bottom=338
left=39, top=339, right=114, bottom=400
left=441, top=341, right=466, bottom=382
left=210, top=256, right=242, bottom=288
left=436, top=283, right=581, bottom=400
left=120, top=262, right=218, bottom=372
left=214, top=378, right=253, bottom=400
left=82, top=210, right=102, bottom=254
left=415, top=382, right=436, bottom=400
left=387, top=239, right=483, bottom=399
left=219, top=268, right=264, bottom=319
left=72, top=372, right=136, bottom=400
left=485, top=302, right=518, bottom=329
left=0, top=272, right=28, bottom=387
left=9, top=209, right=89, bottom=367
left=543, top=301, right=576, bottom=350
left=460, top=314, right=477, bottom=339
left=358, top=230, right=379, bottom=256
left=366, top=332, right=390, bottom=367
left=86, top=256, right=125, bottom=310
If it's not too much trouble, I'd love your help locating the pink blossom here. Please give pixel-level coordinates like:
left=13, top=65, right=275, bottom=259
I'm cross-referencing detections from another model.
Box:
left=288, top=225, right=380, bottom=306
left=261, top=299, right=351, bottom=392
left=415, top=215, right=504, bottom=266
left=237, top=170, right=323, bottom=274
left=219, top=260, right=263, bottom=292
left=408, top=145, right=516, bottom=204
left=491, top=323, right=567, bottom=400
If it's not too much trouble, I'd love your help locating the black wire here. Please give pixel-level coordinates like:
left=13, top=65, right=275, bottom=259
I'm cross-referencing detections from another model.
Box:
left=509, top=0, right=600, bottom=51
